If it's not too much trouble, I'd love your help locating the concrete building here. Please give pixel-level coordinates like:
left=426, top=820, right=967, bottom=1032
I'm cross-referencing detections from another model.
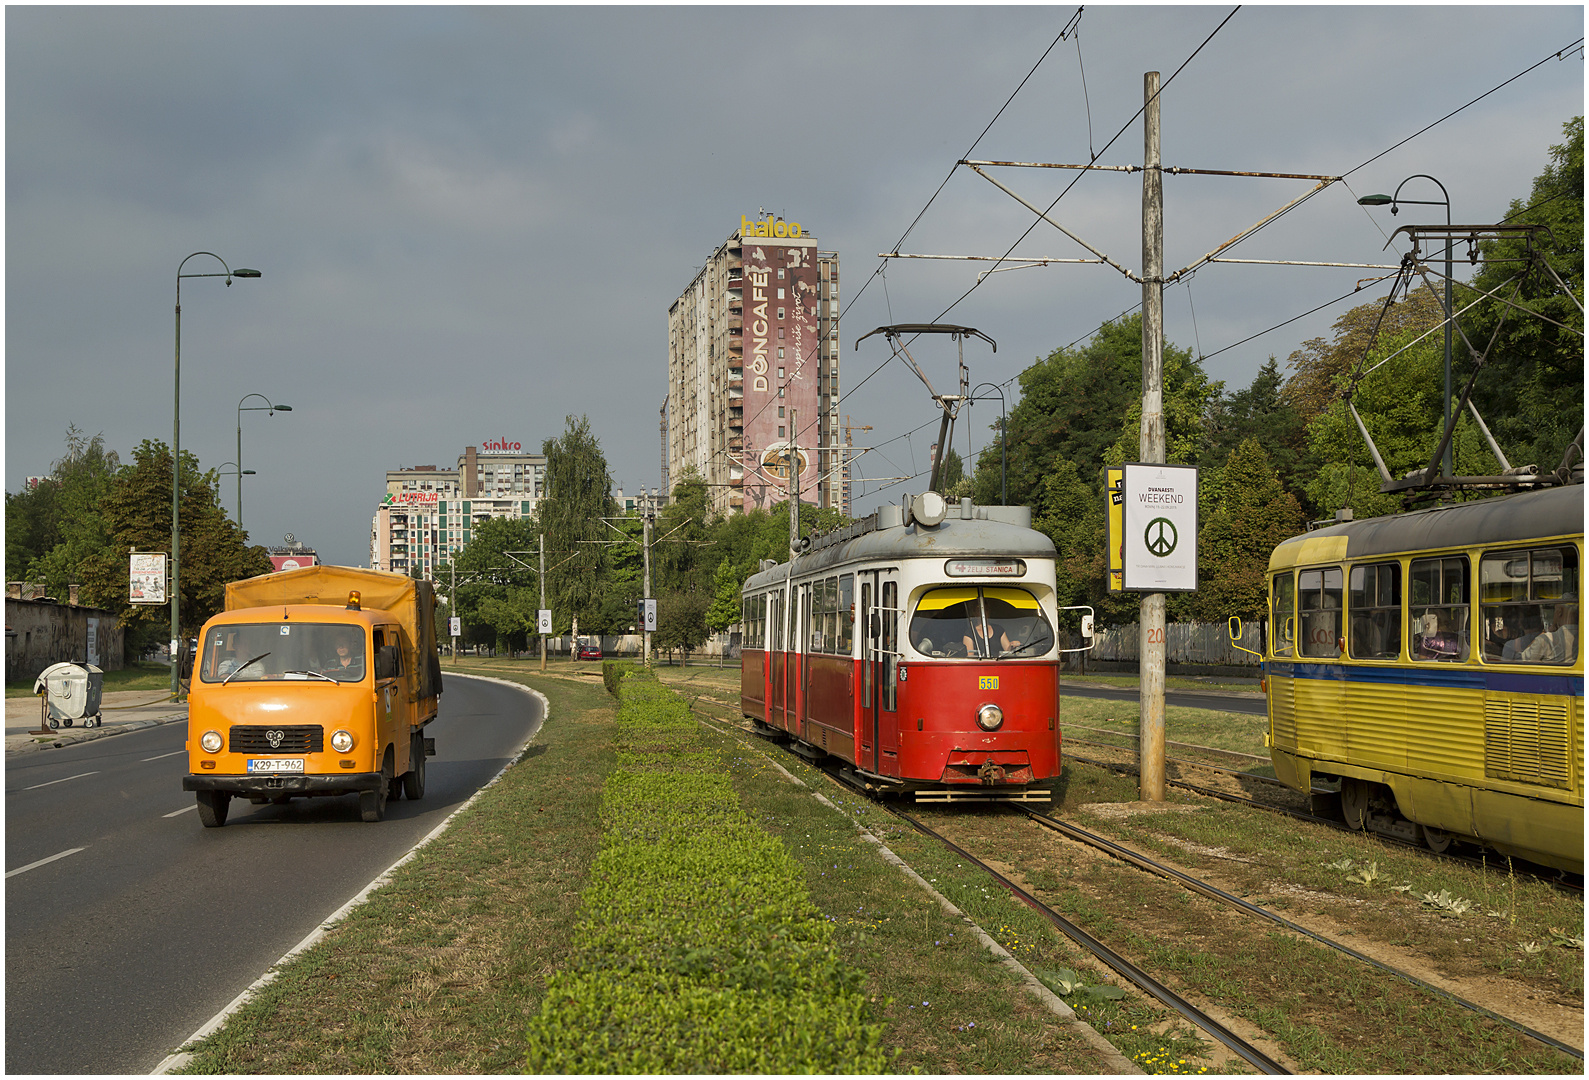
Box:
left=371, top=444, right=546, bottom=577
left=667, top=213, right=843, bottom=517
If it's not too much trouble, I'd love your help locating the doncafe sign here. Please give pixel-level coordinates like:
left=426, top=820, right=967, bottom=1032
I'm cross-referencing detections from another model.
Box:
left=740, top=216, right=803, bottom=239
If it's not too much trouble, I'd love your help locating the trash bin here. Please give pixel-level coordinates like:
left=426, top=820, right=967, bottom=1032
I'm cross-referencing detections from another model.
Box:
left=33, top=662, right=104, bottom=729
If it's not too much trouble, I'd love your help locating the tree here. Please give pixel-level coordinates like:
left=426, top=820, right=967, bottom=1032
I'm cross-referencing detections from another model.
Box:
left=1299, top=326, right=1492, bottom=517
left=449, top=515, right=541, bottom=651
left=1464, top=116, right=1584, bottom=474
left=539, top=415, right=614, bottom=635
left=1193, top=439, right=1304, bottom=623
left=7, top=427, right=122, bottom=600
left=1199, top=358, right=1307, bottom=503
left=76, top=439, right=272, bottom=652
left=1282, top=289, right=1443, bottom=427
left=654, top=588, right=709, bottom=666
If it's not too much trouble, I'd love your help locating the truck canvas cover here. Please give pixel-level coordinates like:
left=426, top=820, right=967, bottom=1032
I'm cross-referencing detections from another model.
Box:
left=224, top=565, right=443, bottom=702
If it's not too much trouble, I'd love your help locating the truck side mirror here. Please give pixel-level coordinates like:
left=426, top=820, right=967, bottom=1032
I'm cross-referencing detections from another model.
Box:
left=376, top=644, right=401, bottom=680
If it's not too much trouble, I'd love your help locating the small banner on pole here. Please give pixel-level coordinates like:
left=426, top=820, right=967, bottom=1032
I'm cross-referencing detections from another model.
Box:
left=1121, top=462, right=1198, bottom=592
left=537, top=609, right=552, bottom=635
left=642, top=599, right=657, bottom=632
left=449, top=616, right=462, bottom=637
left=1105, top=467, right=1125, bottom=593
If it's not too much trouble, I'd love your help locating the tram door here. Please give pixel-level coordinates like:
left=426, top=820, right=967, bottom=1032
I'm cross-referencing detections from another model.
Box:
left=769, top=589, right=788, bottom=732
left=863, top=570, right=902, bottom=777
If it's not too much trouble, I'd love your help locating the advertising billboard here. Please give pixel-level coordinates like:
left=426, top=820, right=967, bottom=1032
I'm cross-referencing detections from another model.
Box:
left=270, top=553, right=319, bottom=573
left=1121, top=463, right=1199, bottom=592
left=129, top=552, right=167, bottom=604
left=739, top=234, right=822, bottom=512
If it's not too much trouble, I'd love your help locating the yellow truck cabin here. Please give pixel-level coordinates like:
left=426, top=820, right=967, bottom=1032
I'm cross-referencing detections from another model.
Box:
left=183, top=565, right=443, bottom=827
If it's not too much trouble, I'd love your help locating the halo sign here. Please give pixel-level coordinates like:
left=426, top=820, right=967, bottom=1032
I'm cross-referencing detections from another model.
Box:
left=1121, top=463, right=1198, bottom=592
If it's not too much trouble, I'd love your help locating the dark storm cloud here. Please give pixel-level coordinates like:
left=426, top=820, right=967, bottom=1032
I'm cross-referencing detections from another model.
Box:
left=7, top=6, right=1582, bottom=563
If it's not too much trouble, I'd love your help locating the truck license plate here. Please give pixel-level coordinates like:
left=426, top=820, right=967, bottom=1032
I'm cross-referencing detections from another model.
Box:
left=248, top=758, right=305, bottom=774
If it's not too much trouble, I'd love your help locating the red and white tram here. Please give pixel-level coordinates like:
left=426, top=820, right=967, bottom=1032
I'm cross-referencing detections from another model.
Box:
left=741, top=495, right=1074, bottom=801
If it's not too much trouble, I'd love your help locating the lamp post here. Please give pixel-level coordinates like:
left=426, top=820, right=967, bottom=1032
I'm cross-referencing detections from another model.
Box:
left=1358, top=176, right=1453, bottom=477
left=237, top=394, right=291, bottom=532
left=173, top=253, right=260, bottom=698
left=970, top=382, right=1008, bottom=505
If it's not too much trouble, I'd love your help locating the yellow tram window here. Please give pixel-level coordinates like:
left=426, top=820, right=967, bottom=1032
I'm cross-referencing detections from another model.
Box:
left=1271, top=572, right=1294, bottom=657
left=1298, top=567, right=1343, bottom=658
left=1480, top=547, right=1578, bottom=664
left=1348, top=563, right=1401, bottom=660
left=1409, top=556, right=1470, bottom=662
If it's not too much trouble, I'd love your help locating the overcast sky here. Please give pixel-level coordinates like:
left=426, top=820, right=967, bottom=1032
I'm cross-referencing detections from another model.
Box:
left=6, top=5, right=1583, bottom=566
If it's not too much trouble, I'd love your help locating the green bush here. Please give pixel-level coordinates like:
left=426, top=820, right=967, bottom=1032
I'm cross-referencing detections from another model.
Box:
left=601, top=659, right=628, bottom=697
left=526, top=670, right=889, bottom=1073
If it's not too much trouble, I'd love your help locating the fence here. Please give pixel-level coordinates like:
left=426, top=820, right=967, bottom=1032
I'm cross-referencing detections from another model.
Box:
left=1086, top=620, right=1264, bottom=668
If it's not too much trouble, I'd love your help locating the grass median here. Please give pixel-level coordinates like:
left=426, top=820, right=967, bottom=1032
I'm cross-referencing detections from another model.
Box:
left=172, top=661, right=1121, bottom=1074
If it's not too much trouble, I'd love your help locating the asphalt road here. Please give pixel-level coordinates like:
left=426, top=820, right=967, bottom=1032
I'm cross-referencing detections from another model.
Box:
left=5, top=674, right=542, bottom=1075
left=1063, top=682, right=1267, bottom=716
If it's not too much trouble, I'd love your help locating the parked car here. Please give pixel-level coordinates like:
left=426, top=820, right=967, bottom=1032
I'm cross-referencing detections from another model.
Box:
left=577, top=642, right=603, bottom=661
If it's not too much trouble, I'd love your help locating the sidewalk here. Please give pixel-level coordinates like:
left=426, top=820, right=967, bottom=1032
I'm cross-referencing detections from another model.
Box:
left=6, top=689, right=187, bottom=756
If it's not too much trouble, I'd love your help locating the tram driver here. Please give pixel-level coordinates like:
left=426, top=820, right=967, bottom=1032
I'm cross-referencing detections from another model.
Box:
left=964, top=618, right=1016, bottom=658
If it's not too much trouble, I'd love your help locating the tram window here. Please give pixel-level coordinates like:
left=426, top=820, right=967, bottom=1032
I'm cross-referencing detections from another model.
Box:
left=1480, top=547, right=1578, bottom=664
left=1298, top=567, right=1343, bottom=658
left=1409, top=556, right=1470, bottom=662
left=838, top=575, right=854, bottom=655
left=1271, top=573, right=1294, bottom=657
left=882, top=580, right=898, bottom=712
left=1348, top=563, right=1401, bottom=660
left=908, top=586, right=1054, bottom=659
left=832, top=578, right=845, bottom=654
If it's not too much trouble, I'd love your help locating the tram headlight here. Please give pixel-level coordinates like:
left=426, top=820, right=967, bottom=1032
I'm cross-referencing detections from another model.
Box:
left=330, top=729, right=355, bottom=753
left=200, top=729, right=223, bottom=754
left=976, top=704, right=1004, bottom=731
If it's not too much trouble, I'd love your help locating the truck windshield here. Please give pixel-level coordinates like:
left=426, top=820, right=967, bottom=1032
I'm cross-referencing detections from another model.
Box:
left=199, top=624, right=367, bottom=683
left=908, top=586, right=1054, bottom=659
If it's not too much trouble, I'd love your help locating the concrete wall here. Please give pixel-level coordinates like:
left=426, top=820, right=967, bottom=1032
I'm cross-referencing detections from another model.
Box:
left=5, top=600, right=126, bottom=683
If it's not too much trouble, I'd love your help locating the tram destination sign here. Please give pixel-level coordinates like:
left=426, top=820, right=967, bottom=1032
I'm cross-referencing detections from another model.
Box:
left=1121, top=463, right=1198, bottom=593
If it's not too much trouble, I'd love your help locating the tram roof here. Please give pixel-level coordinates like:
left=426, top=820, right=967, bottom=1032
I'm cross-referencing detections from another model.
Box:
left=1271, top=483, right=1583, bottom=570
left=743, top=511, right=1055, bottom=592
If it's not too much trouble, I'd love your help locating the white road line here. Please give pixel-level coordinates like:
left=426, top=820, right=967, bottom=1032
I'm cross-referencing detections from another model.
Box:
left=164, top=804, right=198, bottom=818
left=143, top=750, right=187, bottom=762
left=24, top=771, right=100, bottom=791
left=7, top=847, right=86, bottom=879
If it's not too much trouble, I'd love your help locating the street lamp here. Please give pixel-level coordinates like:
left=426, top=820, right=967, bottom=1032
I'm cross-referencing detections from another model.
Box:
left=1358, top=176, right=1453, bottom=477
left=173, top=253, right=260, bottom=698
left=970, top=382, right=1008, bottom=505
left=237, top=394, right=291, bottom=532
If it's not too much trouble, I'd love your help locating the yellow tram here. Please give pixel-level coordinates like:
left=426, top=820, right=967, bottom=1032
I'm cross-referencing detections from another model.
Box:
left=1262, top=483, right=1582, bottom=874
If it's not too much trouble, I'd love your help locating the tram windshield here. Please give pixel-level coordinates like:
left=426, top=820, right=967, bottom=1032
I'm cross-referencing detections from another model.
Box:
left=909, top=586, right=1054, bottom=659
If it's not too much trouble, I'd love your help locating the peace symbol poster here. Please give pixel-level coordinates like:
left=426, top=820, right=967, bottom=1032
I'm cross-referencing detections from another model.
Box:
left=1121, top=463, right=1198, bottom=592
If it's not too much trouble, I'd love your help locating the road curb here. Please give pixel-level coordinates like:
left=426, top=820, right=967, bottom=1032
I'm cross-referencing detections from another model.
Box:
left=151, top=674, right=549, bottom=1074
left=5, top=714, right=188, bottom=757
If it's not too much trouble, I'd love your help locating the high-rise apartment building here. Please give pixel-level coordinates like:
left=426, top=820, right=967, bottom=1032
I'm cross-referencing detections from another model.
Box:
left=667, top=214, right=842, bottom=517
left=370, top=442, right=546, bottom=577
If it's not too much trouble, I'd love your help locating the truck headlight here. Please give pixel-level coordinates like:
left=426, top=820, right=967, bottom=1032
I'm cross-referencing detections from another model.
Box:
left=331, top=729, right=355, bottom=753
left=976, top=704, right=1004, bottom=731
left=200, top=730, right=223, bottom=753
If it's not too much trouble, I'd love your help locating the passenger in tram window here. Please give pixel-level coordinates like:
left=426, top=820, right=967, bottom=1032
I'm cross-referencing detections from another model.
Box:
left=1521, top=600, right=1577, bottom=664
left=1502, top=610, right=1544, bottom=661
left=963, top=619, right=1014, bottom=658
left=1413, top=611, right=1466, bottom=661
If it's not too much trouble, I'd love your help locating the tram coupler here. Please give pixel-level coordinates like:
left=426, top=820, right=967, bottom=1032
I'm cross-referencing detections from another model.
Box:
left=978, top=759, right=1007, bottom=784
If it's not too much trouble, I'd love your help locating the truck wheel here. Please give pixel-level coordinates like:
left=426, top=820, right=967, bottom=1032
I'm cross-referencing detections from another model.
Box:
left=360, top=785, right=387, bottom=822
left=196, top=791, right=231, bottom=828
left=401, top=736, right=426, bottom=801
left=362, top=753, right=392, bottom=821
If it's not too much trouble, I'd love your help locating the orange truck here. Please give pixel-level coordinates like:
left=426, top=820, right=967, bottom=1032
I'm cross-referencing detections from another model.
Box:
left=182, top=565, right=443, bottom=827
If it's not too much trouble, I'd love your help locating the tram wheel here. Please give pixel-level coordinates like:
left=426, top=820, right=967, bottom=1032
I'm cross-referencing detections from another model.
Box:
left=1422, top=825, right=1453, bottom=854
left=1340, top=779, right=1369, bottom=831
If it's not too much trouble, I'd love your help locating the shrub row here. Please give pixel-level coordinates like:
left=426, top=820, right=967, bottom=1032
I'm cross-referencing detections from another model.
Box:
left=525, top=668, right=889, bottom=1073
